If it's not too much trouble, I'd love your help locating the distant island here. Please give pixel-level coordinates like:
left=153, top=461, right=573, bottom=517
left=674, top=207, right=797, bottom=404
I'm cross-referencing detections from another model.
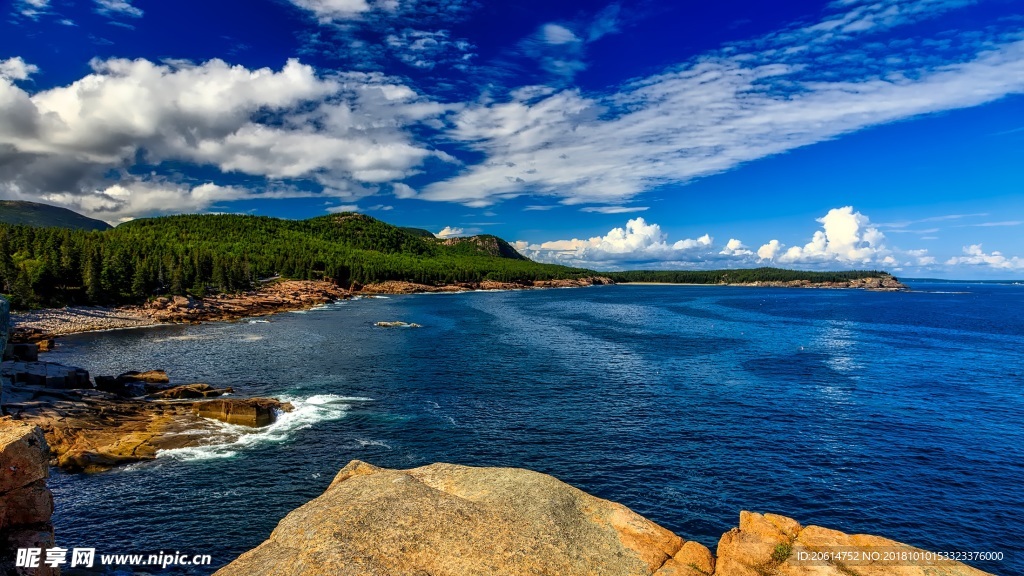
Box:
left=0, top=201, right=904, bottom=311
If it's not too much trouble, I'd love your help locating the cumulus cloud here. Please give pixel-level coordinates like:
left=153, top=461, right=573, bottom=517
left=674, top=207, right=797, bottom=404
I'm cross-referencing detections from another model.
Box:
left=757, top=207, right=889, bottom=265
left=421, top=3, right=1024, bottom=208
left=757, top=240, right=782, bottom=261
left=946, top=245, right=1024, bottom=270
left=435, top=226, right=465, bottom=238
left=42, top=181, right=248, bottom=224
left=0, top=57, right=449, bottom=220
left=720, top=239, right=753, bottom=256
left=0, top=58, right=39, bottom=81
left=516, top=217, right=713, bottom=266
left=751, top=207, right=949, bottom=269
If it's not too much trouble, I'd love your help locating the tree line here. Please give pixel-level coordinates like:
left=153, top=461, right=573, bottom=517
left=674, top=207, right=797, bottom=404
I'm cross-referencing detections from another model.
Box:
left=0, top=213, right=591, bottom=309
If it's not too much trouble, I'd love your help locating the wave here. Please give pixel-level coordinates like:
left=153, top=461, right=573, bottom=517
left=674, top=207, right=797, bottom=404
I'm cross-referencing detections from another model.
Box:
left=157, top=394, right=373, bottom=462
left=248, top=319, right=270, bottom=324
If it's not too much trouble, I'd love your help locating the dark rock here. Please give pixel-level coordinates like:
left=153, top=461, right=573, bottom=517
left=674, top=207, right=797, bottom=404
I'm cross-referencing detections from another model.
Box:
left=151, top=383, right=234, bottom=399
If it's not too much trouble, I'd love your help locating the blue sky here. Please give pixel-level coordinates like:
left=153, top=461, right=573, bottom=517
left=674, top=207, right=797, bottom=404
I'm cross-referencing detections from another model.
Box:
left=1, top=0, right=1022, bottom=277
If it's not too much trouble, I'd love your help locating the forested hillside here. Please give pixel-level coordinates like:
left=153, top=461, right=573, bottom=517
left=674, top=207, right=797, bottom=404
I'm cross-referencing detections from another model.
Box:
left=0, top=200, right=112, bottom=231
left=0, top=213, right=591, bottom=308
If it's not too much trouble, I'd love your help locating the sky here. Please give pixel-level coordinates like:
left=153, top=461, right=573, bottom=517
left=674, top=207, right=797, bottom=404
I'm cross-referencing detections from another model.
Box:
left=1, top=0, right=1022, bottom=278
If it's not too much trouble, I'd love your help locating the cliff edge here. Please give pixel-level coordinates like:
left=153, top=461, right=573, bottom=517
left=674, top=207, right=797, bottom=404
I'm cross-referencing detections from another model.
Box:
left=215, top=460, right=992, bottom=576
left=0, top=419, right=56, bottom=576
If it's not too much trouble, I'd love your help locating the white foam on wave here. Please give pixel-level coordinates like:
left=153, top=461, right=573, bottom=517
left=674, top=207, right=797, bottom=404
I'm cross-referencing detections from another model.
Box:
left=248, top=319, right=270, bottom=324
left=157, top=394, right=372, bottom=462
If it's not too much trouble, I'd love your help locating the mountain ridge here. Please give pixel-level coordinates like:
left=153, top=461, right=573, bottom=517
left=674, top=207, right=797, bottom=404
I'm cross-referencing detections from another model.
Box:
left=0, top=200, right=112, bottom=231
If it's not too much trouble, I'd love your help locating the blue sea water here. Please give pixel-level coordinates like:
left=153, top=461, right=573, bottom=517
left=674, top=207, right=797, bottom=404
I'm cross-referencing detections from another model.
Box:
left=43, top=282, right=1024, bottom=575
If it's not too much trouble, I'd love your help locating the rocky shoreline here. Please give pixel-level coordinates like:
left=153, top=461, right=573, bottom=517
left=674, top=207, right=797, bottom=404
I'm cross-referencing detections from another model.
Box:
left=9, top=277, right=615, bottom=344
left=0, top=352, right=295, bottom=473
left=622, top=276, right=908, bottom=291
left=214, top=460, right=993, bottom=576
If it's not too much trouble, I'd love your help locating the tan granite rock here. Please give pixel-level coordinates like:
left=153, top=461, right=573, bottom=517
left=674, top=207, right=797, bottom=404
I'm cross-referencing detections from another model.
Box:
left=215, top=460, right=698, bottom=576
left=192, top=398, right=292, bottom=427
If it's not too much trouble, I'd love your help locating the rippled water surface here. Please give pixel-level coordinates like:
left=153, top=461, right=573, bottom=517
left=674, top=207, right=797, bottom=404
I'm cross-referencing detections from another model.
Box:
left=45, top=283, right=1024, bottom=574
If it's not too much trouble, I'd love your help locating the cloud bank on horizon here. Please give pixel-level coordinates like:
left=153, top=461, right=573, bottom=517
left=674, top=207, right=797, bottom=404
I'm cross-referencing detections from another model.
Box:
left=0, top=0, right=1022, bottom=276
left=515, top=206, right=973, bottom=272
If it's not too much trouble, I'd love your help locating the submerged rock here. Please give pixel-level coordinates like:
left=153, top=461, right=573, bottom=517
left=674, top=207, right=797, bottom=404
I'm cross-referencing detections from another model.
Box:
left=216, top=462, right=995, bottom=576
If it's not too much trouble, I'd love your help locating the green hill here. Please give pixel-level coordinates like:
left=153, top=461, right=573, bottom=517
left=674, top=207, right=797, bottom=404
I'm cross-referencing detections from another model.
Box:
left=0, top=200, right=112, bottom=231
left=433, top=235, right=529, bottom=260
left=0, top=212, right=591, bottom=308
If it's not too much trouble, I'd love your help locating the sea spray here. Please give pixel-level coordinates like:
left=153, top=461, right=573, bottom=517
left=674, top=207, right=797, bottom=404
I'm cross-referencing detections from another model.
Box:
left=156, top=395, right=373, bottom=462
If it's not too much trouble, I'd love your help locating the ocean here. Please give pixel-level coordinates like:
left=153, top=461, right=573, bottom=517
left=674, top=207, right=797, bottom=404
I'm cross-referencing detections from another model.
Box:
left=43, top=282, right=1024, bottom=575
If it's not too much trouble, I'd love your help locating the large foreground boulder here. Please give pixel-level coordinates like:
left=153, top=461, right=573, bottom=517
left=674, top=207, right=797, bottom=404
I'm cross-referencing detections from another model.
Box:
left=0, top=418, right=56, bottom=576
left=215, top=462, right=996, bottom=576
left=215, top=460, right=708, bottom=576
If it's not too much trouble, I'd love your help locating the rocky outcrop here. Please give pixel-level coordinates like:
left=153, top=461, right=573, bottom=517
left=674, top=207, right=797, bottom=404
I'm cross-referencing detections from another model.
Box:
left=715, top=510, right=990, bottom=576
left=193, top=398, right=292, bottom=427
left=2, top=360, right=91, bottom=390
left=0, top=419, right=56, bottom=576
left=2, top=362, right=292, bottom=472
left=374, top=321, right=422, bottom=328
left=216, top=462, right=994, bottom=576
left=216, top=460, right=709, bottom=576
left=144, top=280, right=349, bottom=324
left=726, top=276, right=907, bottom=291
left=150, top=383, right=233, bottom=399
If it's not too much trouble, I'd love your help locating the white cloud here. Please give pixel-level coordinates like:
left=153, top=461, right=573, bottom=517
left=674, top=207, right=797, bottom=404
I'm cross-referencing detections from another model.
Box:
left=758, top=206, right=889, bottom=265
left=392, top=183, right=418, bottom=199
left=757, top=240, right=782, bottom=261
left=95, top=0, right=143, bottom=18
left=384, top=29, right=475, bottom=70
left=328, top=204, right=362, bottom=213
left=42, top=181, right=248, bottom=224
left=542, top=24, right=578, bottom=45
left=946, top=245, right=1024, bottom=270
left=0, top=58, right=39, bottom=81
left=421, top=4, right=1024, bottom=208
left=435, top=226, right=465, bottom=238
left=288, top=0, right=373, bottom=22
left=580, top=206, right=648, bottom=214
left=15, top=0, right=49, bottom=18
left=0, top=57, right=449, bottom=220
left=516, top=217, right=713, bottom=266
left=720, top=238, right=754, bottom=256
